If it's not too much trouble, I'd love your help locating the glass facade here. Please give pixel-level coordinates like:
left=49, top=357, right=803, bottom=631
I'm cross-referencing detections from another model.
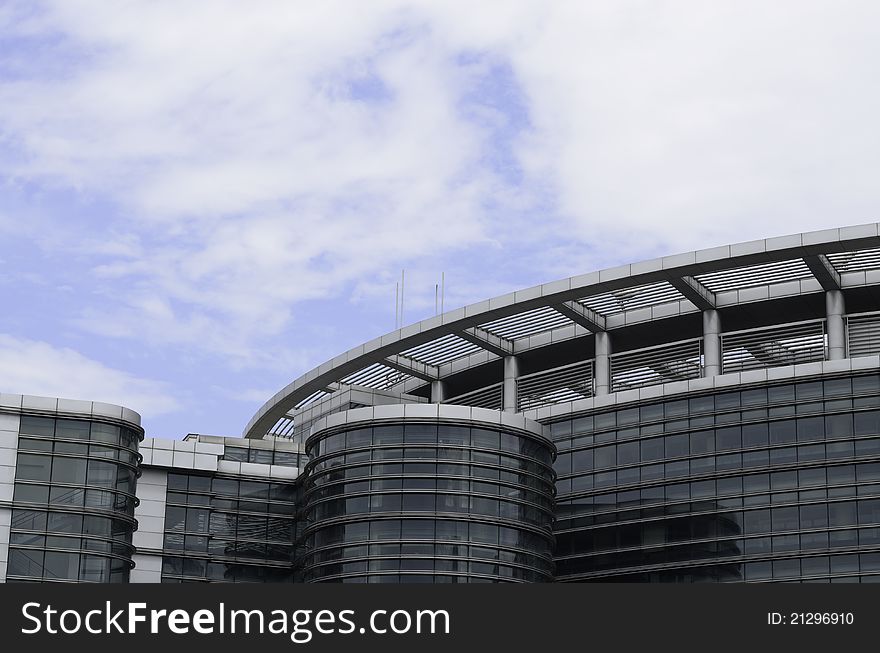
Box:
left=7, top=416, right=141, bottom=582
left=300, top=420, right=556, bottom=582
left=551, top=372, right=880, bottom=582
left=159, top=471, right=301, bottom=582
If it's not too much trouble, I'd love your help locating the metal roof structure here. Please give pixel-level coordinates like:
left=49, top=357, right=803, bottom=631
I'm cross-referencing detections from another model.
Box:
left=245, top=223, right=880, bottom=440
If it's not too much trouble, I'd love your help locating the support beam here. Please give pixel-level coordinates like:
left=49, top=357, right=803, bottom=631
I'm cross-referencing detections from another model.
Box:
left=702, top=310, right=722, bottom=377
left=804, top=254, right=842, bottom=291
left=826, top=290, right=846, bottom=360
left=553, top=301, right=606, bottom=332
left=430, top=379, right=447, bottom=403
left=594, top=332, right=612, bottom=395
left=460, top=327, right=514, bottom=357
left=383, top=354, right=440, bottom=382
left=670, top=276, right=716, bottom=311
left=503, top=355, right=519, bottom=412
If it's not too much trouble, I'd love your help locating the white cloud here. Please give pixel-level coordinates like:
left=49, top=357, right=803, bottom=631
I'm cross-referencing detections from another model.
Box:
left=501, top=1, right=880, bottom=259
left=0, top=334, right=179, bottom=415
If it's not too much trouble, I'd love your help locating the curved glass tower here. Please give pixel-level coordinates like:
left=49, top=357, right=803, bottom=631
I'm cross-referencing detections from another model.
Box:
left=300, top=407, right=555, bottom=583
left=3, top=398, right=143, bottom=583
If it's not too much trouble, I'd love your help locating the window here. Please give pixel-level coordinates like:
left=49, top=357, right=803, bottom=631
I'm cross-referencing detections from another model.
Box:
left=88, top=460, right=118, bottom=486
left=14, top=484, right=49, bottom=504
left=15, top=454, right=51, bottom=482
left=12, top=509, right=47, bottom=531
left=769, top=420, right=796, bottom=445
left=742, top=423, right=768, bottom=448
left=665, top=434, right=688, bottom=458
left=55, top=420, right=90, bottom=440
left=716, top=426, right=741, bottom=451
left=641, top=438, right=664, bottom=462
left=8, top=549, right=45, bottom=577
left=829, top=502, right=857, bottom=527
left=855, top=411, right=880, bottom=437
left=690, top=430, right=714, bottom=455
left=48, top=512, right=82, bottom=534
left=43, top=551, right=80, bottom=580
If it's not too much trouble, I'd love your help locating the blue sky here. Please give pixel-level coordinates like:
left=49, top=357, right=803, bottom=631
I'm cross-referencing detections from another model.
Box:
left=1, top=1, right=878, bottom=439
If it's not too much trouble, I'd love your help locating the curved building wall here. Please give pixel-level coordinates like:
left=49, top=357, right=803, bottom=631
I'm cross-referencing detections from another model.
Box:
left=550, top=367, right=880, bottom=582
left=300, top=407, right=556, bottom=583
left=2, top=397, right=143, bottom=583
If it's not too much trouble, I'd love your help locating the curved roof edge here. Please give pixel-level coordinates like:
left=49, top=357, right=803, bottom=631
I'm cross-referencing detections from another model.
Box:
left=245, top=222, right=880, bottom=439
left=0, top=392, right=143, bottom=427
left=305, top=403, right=551, bottom=452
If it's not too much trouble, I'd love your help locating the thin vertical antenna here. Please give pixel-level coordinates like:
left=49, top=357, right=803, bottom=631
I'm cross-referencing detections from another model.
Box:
left=395, top=282, right=399, bottom=329
left=441, top=272, right=445, bottom=314
left=435, top=284, right=439, bottom=316
left=400, top=269, right=405, bottom=327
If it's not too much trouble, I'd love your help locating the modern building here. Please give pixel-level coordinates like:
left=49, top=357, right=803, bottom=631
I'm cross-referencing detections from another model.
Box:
left=1, top=223, right=879, bottom=582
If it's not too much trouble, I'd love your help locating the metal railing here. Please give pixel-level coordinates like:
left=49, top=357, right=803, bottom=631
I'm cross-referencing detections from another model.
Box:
left=847, top=311, right=880, bottom=358
left=610, top=338, right=703, bottom=392
left=517, top=360, right=594, bottom=411
left=721, top=319, right=826, bottom=374
left=446, top=383, right=504, bottom=411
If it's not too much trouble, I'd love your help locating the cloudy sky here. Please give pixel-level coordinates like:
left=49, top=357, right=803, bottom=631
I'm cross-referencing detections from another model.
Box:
left=1, top=1, right=878, bottom=438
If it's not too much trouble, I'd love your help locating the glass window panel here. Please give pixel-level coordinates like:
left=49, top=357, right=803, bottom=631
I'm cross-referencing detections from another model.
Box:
left=771, top=506, right=799, bottom=530
left=745, top=560, right=771, bottom=580
left=857, top=462, right=880, bottom=482
left=797, top=416, right=825, bottom=442
left=828, top=464, right=856, bottom=485
left=858, top=498, right=880, bottom=525
left=823, top=413, right=853, bottom=438
left=742, top=423, right=769, bottom=448
left=19, top=438, right=53, bottom=452
left=772, top=558, right=800, bottom=578
left=43, top=551, right=80, bottom=580
left=55, top=420, right=90, bottom=440
left=855, top=438, right=880, bottom=457
left=641, top=438, right=664, bottom=462
left=15, top=454, right=52, bottom=482
left=19, top=416, right=55, bottom=437
left=372, top=425, right=405, bottom=445
left=47, top=512, right=82, bottom=534
left=249, top=448, right=273, bottom=464
left=406, top=424, right=438, bottom=444
left=400, top=519, right=434, bottom=540
left=829, top=502, right=858, bottom=527
left=716, top=426, right=741, bottom=451
left=744, top=509, right=771, bottom=534
left=716, top=453, right=741, bottom=471
left=665, top=434, right=688, bottom=458
left=54, top=442, right=87, bottom=456
left=855, top=411, right=880, bottom=437
left=223, top=447, right=247, bottom=462
left=799, top=467, right=826, bottom=487
left=438, top=425, right=470, bottom=446
left=742, top=449, right=769, bottom=468
left=165, top=473, right=188, bottom=491
left=8, top=548, right=45, bottom=577
left=830, top=553, right=859, bottom=573
left=11, top=509, right=47, bottom=531
left=594, top=445, right=615, bottom=469
left=14, top=483, right=49, bottom=504
left=87, top=460, right=118, bottom=486
left=769, top=447, right=797, bottom=465
left=690, top=430, right=714, bottom=455
left=212, top=477, right=239, bottom=496
left=769, top=420, right=796, bottom=445
left=89, top=422, right=120, bottom=444
left=49, top=486, right=85, bottom=506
